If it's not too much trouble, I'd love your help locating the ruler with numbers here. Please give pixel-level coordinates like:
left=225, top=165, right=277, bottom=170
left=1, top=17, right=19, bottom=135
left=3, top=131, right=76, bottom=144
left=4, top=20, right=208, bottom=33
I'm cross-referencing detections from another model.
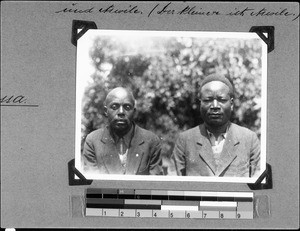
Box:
left=85, top=188, right=253, bottom=219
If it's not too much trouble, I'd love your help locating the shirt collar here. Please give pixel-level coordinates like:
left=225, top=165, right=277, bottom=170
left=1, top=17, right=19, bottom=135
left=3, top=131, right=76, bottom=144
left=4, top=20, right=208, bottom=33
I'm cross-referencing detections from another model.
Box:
left=207, top=130, right=227, bottom=139
left=206, top=124, right=229, bottom=140
left=108, top=123, right=135, bottom=146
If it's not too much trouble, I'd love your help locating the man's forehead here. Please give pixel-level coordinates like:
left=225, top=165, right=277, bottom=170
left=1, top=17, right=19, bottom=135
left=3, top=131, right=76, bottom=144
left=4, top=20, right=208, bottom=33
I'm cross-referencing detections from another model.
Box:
left=106, top=89, right=134, bottom=104
left=107, top=94, right=133, bottom=103
left=201, top=81, right=230, bottom=93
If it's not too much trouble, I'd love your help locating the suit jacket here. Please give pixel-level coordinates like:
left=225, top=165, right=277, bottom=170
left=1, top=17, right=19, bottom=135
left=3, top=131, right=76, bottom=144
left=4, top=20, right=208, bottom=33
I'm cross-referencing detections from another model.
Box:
left=172, top=123, right=260, bottom=177
left=82, top=124, right=163, bottom=175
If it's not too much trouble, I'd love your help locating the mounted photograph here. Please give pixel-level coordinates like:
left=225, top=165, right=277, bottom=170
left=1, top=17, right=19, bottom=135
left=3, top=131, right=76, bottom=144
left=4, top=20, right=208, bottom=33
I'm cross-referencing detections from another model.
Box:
left=74, top=29, right=267, bottom=183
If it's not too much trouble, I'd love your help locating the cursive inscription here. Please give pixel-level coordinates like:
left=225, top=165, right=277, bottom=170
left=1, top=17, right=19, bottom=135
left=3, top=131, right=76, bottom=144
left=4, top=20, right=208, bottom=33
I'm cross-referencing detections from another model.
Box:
left=1, top=95, right=38, bottom=107
left=98, top=4, right=142, bottom=14
left=226, top=7, right=299, bottom=21
left=55, top=3, right=94, bottom=13
left=55, top=3, right=142, bottom=15
left=148, top=2, right=220, bottom=17
left=54, top=2, right=299, bottom=22
left=177, top=6, right=220, bottom=16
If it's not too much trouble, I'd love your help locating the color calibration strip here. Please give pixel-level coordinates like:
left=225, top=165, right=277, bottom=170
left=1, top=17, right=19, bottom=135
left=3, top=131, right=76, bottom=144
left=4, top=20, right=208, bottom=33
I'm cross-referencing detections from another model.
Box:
left=85, top=189, right=253, bottom=219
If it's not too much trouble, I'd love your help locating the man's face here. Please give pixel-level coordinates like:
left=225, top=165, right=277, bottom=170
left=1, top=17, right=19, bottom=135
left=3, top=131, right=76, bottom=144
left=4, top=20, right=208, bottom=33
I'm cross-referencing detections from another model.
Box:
left=199, top=81, right=233, bottom=128
left=104, top=90, right=135, bottom=134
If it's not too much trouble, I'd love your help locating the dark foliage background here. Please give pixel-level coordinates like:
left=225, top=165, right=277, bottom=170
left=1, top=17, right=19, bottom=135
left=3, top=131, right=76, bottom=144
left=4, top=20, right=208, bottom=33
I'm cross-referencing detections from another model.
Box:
left=80, top=35, right=263, bottom=175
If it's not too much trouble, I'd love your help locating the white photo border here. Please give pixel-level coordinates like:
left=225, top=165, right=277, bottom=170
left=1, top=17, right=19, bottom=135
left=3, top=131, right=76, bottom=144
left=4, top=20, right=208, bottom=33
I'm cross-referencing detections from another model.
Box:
left=75, top=29, right=267, bottom=184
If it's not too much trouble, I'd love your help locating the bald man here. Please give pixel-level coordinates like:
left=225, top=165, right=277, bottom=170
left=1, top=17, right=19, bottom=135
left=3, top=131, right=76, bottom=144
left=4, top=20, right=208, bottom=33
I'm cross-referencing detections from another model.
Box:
left=82, top=87, right=163, bottom=175
left=172, top=74, right=261, bottom=178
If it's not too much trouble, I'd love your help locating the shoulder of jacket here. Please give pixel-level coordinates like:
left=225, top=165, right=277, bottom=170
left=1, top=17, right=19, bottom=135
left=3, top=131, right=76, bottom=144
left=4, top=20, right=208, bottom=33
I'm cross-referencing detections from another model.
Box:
left=180, top=125, right=200, bottom=136
left=86, top=127, right=105, bottom=140
left=230, top=123, right=256, bottom=137
left=135, top=125, right=160, bottom=140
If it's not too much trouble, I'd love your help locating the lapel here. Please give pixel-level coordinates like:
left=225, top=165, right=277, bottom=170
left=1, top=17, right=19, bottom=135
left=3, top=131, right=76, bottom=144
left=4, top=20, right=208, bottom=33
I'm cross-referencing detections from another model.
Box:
left=126, top=125, right=145, bottom=174
left=197, top=123, right=240, bottom=176
left=99, top=125, right=145, bottom=174
left=197, top=124, right=218, bottom=175
left=215, top=123, right=239, bottom=176
left=100, top=127, right=123, bottom=174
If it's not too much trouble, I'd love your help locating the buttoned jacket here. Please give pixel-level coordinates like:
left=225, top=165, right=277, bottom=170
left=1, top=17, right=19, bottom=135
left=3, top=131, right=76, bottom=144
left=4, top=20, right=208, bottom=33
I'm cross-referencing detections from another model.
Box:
left=82, top=124, right=163, bottom=175
left=172, top=123, right=260, bottom=177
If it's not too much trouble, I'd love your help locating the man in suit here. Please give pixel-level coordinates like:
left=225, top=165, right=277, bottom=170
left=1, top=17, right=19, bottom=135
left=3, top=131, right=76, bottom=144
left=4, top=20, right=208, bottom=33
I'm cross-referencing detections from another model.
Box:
left=82, top=87, right=163, bottom=175
left=172, top=74, right=260, bottom=178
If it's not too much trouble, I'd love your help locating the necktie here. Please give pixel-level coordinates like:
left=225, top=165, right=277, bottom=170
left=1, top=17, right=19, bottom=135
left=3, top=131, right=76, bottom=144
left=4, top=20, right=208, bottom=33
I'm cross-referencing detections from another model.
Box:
left=119, top=137, right=127, bottom=173
left=120, top=137, right=125, bottom=155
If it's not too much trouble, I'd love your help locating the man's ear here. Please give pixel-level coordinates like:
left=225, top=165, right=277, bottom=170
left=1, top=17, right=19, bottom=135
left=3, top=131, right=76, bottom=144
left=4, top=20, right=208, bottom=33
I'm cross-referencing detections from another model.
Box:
left=103, top=106, right=108, bottom=117
left=230, top=98, right=234, bottom=111
left=198, top=97, right=202, bottom=107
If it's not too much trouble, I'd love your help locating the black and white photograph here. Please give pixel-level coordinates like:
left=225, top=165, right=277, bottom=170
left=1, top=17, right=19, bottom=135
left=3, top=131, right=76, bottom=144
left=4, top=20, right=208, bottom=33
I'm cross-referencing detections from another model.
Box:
left=75, top=30, right=267, bottom=183
left=2, top=1, right=299, bottom=229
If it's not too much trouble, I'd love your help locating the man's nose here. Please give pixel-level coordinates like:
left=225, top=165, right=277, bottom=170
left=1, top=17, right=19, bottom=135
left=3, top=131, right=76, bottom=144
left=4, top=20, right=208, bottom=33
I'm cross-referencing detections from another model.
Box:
left=211, top=99, right=220, bottom=108
left=118, top=106, right=125, bottom=114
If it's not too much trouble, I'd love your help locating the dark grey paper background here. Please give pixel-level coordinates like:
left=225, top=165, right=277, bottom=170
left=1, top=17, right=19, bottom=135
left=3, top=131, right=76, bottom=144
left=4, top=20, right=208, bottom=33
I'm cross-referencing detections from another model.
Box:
left=1, top=1, right=299, bottom=229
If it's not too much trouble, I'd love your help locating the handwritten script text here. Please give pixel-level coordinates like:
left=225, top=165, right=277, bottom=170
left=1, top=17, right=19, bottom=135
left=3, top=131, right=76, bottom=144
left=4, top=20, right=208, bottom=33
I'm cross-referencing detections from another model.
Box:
left=54, top=2, right=299, bottom=21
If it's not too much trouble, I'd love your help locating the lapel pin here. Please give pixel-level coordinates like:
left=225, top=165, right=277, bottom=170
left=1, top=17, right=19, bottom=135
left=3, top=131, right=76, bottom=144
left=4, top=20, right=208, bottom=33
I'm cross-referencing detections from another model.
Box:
left=136, top=154, right=139, bottom=157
